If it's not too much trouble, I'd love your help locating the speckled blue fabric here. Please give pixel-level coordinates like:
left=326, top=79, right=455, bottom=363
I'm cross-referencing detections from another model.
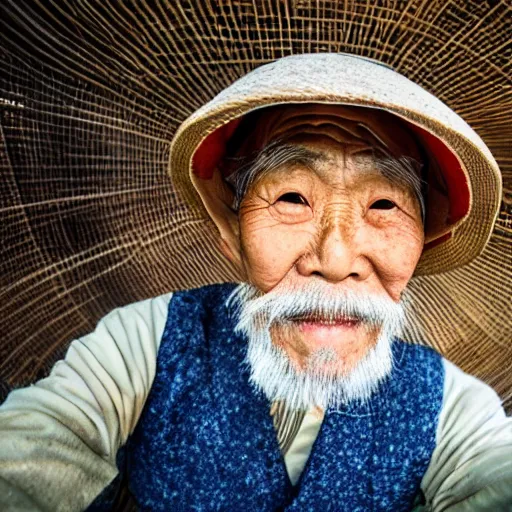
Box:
left=123, top=283, right=444, bottom=511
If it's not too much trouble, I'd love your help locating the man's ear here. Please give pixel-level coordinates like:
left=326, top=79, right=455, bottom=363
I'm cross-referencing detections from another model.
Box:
left=191, top=168, right=245, bottom=274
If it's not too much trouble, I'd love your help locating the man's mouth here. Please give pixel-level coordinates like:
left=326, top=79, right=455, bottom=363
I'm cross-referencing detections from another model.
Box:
left=285, top=315, right=364, bottom=346
left=289, top=315, right=362, bottom=328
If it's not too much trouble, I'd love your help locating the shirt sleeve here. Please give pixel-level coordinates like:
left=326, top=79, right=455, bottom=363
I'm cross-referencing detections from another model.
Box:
left=420, top=358, right=512, bottom=511
left=0, top=293, right=172, bottom=512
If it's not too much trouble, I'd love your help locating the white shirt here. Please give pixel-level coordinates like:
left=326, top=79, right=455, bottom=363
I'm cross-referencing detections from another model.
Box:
left=0, top=294, right=511, bottom=511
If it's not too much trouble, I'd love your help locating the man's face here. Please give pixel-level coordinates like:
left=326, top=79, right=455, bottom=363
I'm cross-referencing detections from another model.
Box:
left=237, top=132, right=425, bottom=377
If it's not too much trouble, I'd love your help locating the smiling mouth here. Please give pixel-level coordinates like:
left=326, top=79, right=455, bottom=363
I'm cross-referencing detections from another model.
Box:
left=288, top=315, right=362, bottom=327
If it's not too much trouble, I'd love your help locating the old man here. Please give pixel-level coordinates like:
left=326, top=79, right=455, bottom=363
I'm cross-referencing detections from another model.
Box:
left=0, top=54, right=511, bottom=511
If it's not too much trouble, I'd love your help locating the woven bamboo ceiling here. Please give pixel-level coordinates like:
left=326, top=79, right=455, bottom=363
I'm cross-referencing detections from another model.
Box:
left=0, top=0, right=510, bottom=409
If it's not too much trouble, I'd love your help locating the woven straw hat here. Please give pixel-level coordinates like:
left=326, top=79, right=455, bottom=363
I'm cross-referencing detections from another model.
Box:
left=0, top=2, right=510, bottom=411
left=170, top=53, right=502, bottom=276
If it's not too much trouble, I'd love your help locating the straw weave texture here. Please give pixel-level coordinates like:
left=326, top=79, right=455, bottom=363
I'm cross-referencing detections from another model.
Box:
left=0, top=1, right=511, bottom=417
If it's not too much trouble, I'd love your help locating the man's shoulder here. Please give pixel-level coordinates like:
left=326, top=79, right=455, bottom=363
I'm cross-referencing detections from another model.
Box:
left=162, top=283, right=240, bottom=323
left=96, top=283, right=236, bottom=329
left=441, top=358, right=504, bottom=416
left=393, top=339, right=504, bottom=409
left=93, top=291, right=173, bottom=329
left=420, top=359, right=512, bottom=510
left=392, top=340, right=505, bottom=423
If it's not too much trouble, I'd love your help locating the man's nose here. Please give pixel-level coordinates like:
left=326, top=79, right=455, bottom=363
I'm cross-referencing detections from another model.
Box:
left=296, top=219, right=371, bottom=283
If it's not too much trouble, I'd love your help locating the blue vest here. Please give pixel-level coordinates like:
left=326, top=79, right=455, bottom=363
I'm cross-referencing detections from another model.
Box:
left=122, top=284, right=444, bottom=511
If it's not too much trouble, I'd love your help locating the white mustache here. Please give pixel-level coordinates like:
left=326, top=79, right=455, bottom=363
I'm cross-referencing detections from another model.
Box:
left=229, top=282, right=405, bottom=334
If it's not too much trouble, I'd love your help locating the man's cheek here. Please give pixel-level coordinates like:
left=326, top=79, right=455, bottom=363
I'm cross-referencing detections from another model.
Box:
left=241, top=228, right=307, bottom=291
left=243, top=238, right=297, bottom=289
left=368, top=230, right=423, bottom=299
left=390, top=230, right=424, bottom=278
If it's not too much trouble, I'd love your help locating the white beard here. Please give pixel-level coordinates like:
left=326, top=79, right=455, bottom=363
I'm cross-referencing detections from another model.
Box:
left=228, top=282, right=406, bottom=411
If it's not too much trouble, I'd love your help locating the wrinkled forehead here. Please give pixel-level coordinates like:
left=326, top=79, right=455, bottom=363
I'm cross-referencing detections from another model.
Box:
left=225, top=104, right=424, bottom=164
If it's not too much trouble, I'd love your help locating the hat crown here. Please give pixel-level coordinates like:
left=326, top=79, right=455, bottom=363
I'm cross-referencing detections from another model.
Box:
left=173, top=53, right=495, bottom=168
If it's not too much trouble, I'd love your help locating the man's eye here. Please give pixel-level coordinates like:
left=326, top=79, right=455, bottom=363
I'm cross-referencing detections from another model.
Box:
left=277, top=192, right=309, bottom=205
left=370, top=199, right=396, bottom=210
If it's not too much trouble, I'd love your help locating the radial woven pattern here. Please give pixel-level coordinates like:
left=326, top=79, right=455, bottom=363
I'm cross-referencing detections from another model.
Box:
left=0, top=1, right=511, bottom=410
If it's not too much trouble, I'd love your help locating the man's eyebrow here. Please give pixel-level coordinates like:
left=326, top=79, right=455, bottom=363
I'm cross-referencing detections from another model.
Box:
left=225, top=141, right=324, bottom=209
left=369, top=153, right=427, bottom=221
left=225, top=141, right=426, bottom=222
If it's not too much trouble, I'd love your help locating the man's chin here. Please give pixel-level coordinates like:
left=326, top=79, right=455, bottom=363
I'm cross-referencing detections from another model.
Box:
left=246, top=329, right=394, bottom=411
left=304, top=349, right=351, bottom=378
left=273, top=321, right=381, bottom=376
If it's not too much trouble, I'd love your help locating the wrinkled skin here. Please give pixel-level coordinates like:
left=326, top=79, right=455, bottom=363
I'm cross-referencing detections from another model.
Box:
left=219, top=133, right=424, bottom=375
